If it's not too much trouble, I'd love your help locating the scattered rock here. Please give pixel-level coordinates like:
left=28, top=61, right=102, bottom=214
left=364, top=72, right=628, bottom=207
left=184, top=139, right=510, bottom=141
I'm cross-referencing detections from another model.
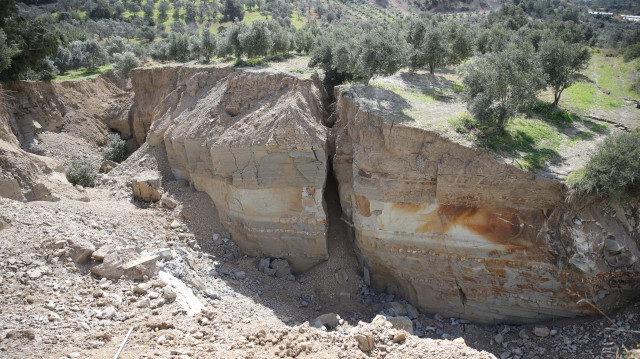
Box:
left=27, top=267, right=43, bottom=279
left=312, top=313, right=341, bottom=330
left=146, top=319, right=175, bottom=330
left=67, top=238, right=95, bottom=264
left=134, top=282, right=151, bottom=295
left=100, top=160, right=117, bottom=174
left=137, top=298, right=150, bottom=308
left=270, top=259, right=291, bottom=278
left=335, top=268, right=348, bottom=284
left=388, top=302, right=407, bottom=316
left=393, top=332, right=406, bottom=343
left=92, top=245, right=112, bottom=261
left=96, top=306, right=116, bottom=320
left=518, top=329, right=529, bottom=339
left=160, top=195, right=177, bottom=209
left=90, top=248, right=158, bottom=280
left=258, top=257, right=270, bottom=273
left=494, top=333, right=504, bottom=345
left=406, top=304, right=419, bottom=320
left=387, top=316, right=414, bottom=335
left=163, top=286, right=177, bottom=301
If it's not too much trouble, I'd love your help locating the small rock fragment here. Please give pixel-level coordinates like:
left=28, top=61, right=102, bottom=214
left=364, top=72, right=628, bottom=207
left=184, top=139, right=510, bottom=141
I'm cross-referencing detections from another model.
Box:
left=355, top=334, right=375, bottom=352
left=533, top=326, right=550, bottom=337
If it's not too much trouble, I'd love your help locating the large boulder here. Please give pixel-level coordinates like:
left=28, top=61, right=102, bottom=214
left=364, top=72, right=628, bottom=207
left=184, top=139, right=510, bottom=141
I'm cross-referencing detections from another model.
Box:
left=131, top=171, right=161, bottom=202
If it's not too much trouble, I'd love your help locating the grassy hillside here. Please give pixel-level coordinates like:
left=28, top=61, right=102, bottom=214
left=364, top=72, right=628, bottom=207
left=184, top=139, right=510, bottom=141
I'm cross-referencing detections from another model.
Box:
left=362, top=48, right=639, bottom=173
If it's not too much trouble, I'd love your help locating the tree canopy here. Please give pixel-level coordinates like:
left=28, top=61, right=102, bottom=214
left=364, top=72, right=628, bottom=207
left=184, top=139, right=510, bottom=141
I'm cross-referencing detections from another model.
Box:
left=538, top=38, right=591, bottom=107
left=462, top=42, right=545, bottom=132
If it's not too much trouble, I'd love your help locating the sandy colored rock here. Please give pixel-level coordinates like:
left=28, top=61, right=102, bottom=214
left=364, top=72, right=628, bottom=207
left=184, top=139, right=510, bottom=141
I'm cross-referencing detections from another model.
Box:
left=387, top=316, right=414, bottom=335
left=333, top=85, right=640, bottom=323
left=131, top=67, right=330, bottom=271
left=131, top=171, right=161, bottom=202
left=355, top=333, right=375, bottom=352
left=67, top=237, right=95, bottom=264
left=90, top=247, right=158, bottom=280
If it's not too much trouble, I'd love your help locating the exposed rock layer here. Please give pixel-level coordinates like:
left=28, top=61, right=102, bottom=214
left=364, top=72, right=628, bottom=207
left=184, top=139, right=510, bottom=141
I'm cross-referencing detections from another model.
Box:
left=333, top=85, right=640, bottom=323
left=130, top=67, right=330, bottom=271
left=3, top=66, right=639, bottom=324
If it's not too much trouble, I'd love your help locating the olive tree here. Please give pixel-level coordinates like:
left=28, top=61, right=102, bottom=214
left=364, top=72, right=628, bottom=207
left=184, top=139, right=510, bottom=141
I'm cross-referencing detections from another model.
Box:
left=219, top=21, right=247, bottom=61
left=201, top=27, right=215, bottom=62
left=310, top=21, right=407, bottom=86
left=83, top=39, right=108, bottom=69
left=406, top=17, right=473, bottom=74
left=462, top=43, right=545, bottom=132
left=239, top=19, right=272, bottom=58
left=113, top=51, right=139, bottom=78
left=538, top=38, right=591, bottom=108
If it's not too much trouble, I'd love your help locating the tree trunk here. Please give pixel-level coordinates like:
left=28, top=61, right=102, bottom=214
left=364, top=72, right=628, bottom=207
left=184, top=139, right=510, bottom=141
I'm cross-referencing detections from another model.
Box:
left=552, top=88, right=564, bottom=108
left=429, top=64, right=434, bottom=74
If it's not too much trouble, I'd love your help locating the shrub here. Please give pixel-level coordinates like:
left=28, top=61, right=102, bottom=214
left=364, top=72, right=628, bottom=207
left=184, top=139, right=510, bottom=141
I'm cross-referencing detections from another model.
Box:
left=102, top=133, right=127, bottom=163
left=112, top=52, right=139, bottom=79
left=450, top=112, right=477, bottom=134
left=624, top=43, right=640, bottom=62
left=65, top=159, right=97, bottom=187
left=567, top=130, right=640, bottom=200
left=234, top=58, right=264, bottom=67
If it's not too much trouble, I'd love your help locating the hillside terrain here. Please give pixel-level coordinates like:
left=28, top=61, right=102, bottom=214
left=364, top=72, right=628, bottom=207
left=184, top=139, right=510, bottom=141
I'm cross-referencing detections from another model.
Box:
left=0, top=61, right=639, bottom=358
left=0, top=0, right=640, bottom=358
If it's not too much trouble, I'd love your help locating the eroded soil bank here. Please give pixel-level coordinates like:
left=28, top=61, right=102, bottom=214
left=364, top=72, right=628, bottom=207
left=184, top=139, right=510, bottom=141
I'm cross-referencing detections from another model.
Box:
left=0, top=65, right=639, bottom=358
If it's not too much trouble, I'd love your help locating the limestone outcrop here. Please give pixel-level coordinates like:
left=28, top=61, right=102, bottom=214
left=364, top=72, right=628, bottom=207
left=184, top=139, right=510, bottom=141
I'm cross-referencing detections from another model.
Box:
left=333, top=85, right=640, bottom=323
left=131, top=67, right=330, bottom=271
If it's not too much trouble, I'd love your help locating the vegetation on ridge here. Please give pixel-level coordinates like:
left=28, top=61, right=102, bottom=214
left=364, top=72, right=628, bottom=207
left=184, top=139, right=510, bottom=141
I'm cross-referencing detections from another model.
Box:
left=1, top=0, right=639, bottom=197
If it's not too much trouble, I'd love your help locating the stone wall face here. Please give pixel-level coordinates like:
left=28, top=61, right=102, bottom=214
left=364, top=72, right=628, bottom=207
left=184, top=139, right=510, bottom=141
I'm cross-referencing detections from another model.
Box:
left=333, top=85, right=640, bottom=323
left=131, top=68, right=330, bottom=271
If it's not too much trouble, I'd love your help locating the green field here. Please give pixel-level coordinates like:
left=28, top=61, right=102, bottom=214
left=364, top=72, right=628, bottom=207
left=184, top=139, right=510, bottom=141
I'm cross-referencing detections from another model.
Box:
left=558, top=50, right=640, bottom=115
left=54, top=65, right=113, bottom=81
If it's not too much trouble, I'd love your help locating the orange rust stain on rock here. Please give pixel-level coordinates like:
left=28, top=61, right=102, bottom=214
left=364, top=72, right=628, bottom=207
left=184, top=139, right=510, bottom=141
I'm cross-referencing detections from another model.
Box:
left=355, top=194, right=371, bottom=217
left=492, top=268, right=507, bottom=277
left=416, top=204, right=530, bottom=247
left=392, top=201, right=427, bottom=213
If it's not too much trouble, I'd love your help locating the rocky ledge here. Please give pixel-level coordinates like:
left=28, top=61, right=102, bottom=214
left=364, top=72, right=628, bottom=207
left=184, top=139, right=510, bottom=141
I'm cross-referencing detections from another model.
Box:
left=333, top=85, right=640, bottom=323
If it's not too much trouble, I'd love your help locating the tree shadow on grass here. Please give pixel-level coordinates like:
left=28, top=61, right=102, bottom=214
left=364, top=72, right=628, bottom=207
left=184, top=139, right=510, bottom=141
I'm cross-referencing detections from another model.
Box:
left=573, top=73, right=595, bottom=84
left=525, top=100, right=610, bottom=136
left=484, top=129, right=561, bottom=172
left=351, top=84, right=414, bottom=125
left=398, top=71, right=461, bottom=103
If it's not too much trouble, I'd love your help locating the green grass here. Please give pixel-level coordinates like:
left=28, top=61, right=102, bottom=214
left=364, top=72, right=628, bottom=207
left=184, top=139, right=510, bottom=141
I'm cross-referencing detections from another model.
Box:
left=484, top=116, right=565, bottom=171
left=291, top=12, right=308, bottom=29
left=561, top=51, right=640, bottom=114
left=373, top=83, right=436, bottom=104
left=54, top=65, right=113, bottom=81
left=450, top=103, right=609, bottom=172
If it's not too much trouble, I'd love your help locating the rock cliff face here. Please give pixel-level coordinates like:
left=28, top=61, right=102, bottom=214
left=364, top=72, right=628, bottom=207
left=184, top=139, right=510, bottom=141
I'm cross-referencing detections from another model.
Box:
left=3, top=66, right=639, bottom=324
left=130, top=67, right=330, bottom=271
left=0, top=73, right=132, bottom=201
left=333, top=85, right=640, bottom=323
